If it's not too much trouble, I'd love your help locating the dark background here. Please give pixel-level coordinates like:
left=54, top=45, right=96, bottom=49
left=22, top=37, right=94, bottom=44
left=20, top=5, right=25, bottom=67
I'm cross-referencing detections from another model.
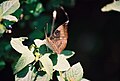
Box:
left=0, top=0, right=119, bottom=81
left=67, top=0, right=119, bottom=81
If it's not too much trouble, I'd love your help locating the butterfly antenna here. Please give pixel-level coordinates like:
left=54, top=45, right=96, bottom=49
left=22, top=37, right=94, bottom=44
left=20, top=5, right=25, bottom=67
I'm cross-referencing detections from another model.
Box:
left=60, top=6, right=69, bottom=24
left=50, top=10, right=57, bottom=36
left=44, top=23, right=50, bottom=52
left=44, top=23, right=48, bottom=38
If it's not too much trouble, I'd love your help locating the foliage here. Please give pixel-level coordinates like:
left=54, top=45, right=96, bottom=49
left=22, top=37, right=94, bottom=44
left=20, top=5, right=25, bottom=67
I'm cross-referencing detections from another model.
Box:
left=0, top=0, right=89, bottom=81
left=10, top=37, right=87, bottom=81
left=101, top=0, right=120, bottom=12
left=0, top=0, right=20, bottom=36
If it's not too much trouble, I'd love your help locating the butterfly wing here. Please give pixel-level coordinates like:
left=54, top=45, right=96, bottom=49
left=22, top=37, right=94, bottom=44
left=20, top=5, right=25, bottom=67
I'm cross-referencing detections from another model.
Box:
left=47, top=21, right=68, bottom=54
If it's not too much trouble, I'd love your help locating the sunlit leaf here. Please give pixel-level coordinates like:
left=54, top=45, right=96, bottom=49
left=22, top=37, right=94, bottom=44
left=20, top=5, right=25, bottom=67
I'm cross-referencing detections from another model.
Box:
left=57, top=76, right=65, bottom=81
left=0, top=24, right=6, bottom=36
left=34, top=39, right=46, bottom=48
left=63, top=62, right=83, bottom=81
left=81, top=78, right=90, bottom=81
left=0, top=0, right=20, bottom=17
left=36, top=73, right=51, bottom=81
left=2, top=15, right=18, bottom=22
left=10, top=37, right=28, bottom=53
left=39, top=53, right=53, bottom=79
left=101, top=0, right=120, bottom=12
left=10, top=37, right=35, bottom=74
left=53, top=54, right=70, bottom=71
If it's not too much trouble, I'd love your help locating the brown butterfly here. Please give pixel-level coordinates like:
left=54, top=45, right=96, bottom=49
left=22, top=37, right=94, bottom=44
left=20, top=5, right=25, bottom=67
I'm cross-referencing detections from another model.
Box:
left=46, top=8, right=69, bottom=54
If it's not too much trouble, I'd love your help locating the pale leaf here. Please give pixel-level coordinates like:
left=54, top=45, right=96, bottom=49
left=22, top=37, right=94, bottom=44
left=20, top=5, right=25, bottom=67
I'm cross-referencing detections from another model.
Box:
left=2, top=15, right=18, bottom=22
left=0, top=0, right=20, bottom=17
left=10, top=37, right=35, bottom=74
left=63, top=62, right=83, bottom=81
left=81, top=78, right=90, bottom=81
left=53, top=54, right=70, bottom=71
left=15, top=66, right=33, bottom=81
left=34, top=39, right=46, bottom=47
left=36, top=74, right=51, bottom=81
left=14, top=52, right=35, bottom=74
left=39, top=53, right=53, bottom=78
left=57, top=76, right=65, bottom=81
left=0, top=24, right=6, bottom=34
left=10, top=37, right=29, bottom=54
left=101, top=0, right=120, bottom=12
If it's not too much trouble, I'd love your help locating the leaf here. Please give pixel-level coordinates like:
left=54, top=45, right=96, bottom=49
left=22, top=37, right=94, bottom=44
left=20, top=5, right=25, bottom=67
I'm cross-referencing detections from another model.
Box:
left=53, top=54, right=70, bottom=71
left=57, top=76, right=65, bottom=81
left=61, top=50, right=75, bottom=59
left=0, top=24, right=6, bottom=36
left=0, top=60, right=5, bottom=70
left=10, top=37, right=35, bottom=74
left=2, top=15, right=18, bottom=22
left=29, top=30, right=44, bottom=40
left=15, top=65, right=35, bottom=81
left=63, top=62, right=83, bottom=81
left=10, top=37, right=28, bottom=53
left=101, top=0, right=120, bottom=12
left=36, top=73, right=51, bottom=81
left=49, top=54, right=57, bottom=66
left=26, top=0, right=37, bottom=4
left=34, top=3, right=44, bottom=16
left=81, top=78, right=90, bottom=81
left=39, top=53, right=53, bottom=79
left=39, top=45, right=48, bottom=54
left=0, top=0, right=20, bottom=17
left=34, top=39, right=46, bottom=48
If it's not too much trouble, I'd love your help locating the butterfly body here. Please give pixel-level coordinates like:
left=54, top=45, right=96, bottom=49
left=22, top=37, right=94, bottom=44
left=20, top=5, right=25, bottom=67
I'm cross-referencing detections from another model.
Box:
left=46, top=21, right=68, bottom=54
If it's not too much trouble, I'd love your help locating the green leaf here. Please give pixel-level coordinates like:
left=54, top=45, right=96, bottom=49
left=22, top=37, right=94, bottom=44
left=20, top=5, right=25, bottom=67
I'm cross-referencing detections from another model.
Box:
left=101, top=0, right=120, bottom=12
left=0, top=60, right=5, bottom=70
left=49, top=54, right=58, bottom=66
left=61, top=50, right=75, bottom=59
left=63, top=62, right=83, bottom=81
left=26, top=0, right=37, bottom=4
left=39, top=53, right=53, bottom=79
left=29, top=30, right=44, bottom=40
left=39, top=45, right=48, bottom=54
left=33, top=3, right=44, bottom=16
left=2, top=15, right=18, bottom=22
left=53, top=54, right=70, bottom=71
left=2, top=19, right=14, bottom=27
left=0, top=0, right=20, bottom=17
left=10, top=37, right=35, bottom=74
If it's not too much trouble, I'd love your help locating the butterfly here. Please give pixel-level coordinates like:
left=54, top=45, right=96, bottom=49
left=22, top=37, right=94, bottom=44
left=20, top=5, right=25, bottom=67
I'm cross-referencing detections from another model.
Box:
left=46, top=7, right=69, bottom=54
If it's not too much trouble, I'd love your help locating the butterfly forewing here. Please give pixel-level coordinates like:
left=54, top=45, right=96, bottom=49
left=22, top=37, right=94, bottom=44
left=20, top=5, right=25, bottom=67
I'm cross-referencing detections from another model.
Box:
left=47, top=21, right=68, bottom=54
